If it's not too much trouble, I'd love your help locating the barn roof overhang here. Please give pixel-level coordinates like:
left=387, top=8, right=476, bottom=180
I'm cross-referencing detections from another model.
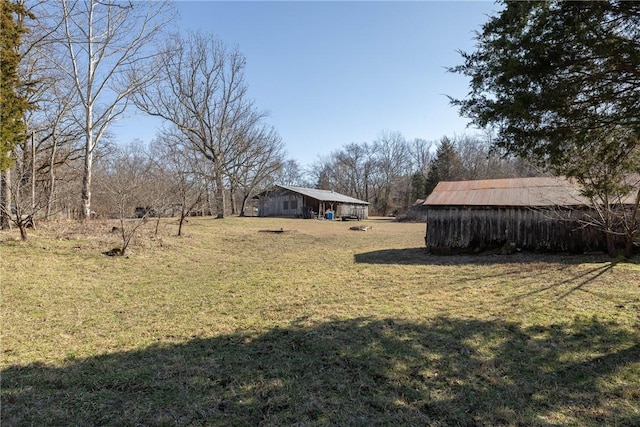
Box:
left=422, top=176, right=640, bottom=208
left=257, top=185, right=369, bottom=205
left=424, top=203, right=590, bottom=210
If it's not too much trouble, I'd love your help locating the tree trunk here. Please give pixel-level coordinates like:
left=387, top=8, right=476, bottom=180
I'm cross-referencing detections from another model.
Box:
left=230, top=184, right=237, bottom=216
left=18, top=222, right=27, bottom=241
left=30, top=133, right=36, bottom=213
left=81, top=133, right=94, bottom=220
left=213, top=165, right=225, bottom=218
left=606, top=232, right=617, bottom=258
left=46, top=138, right=58, bottom=219
left=204, top=181, right=213, bottom=216
left=625, top=188, right=640, bottom=259
left=154, top=216, right=160, bottom=236
left=1, top=168, right=12, bottom=230
left=239, top=193, right=251, bottom=217
left=624, top=236, right=634, bottom=259
left=178, top=210, right=186, bottom=236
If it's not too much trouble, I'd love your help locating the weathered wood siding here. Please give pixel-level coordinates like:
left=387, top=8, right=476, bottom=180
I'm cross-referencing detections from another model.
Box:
left=258, top=192, right=304, bottom=217
left=425, top=207, right=607, bottom=253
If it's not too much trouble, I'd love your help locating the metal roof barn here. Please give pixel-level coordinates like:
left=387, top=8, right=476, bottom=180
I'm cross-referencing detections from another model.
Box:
left=423, top=177, right=589, bottom=207
left=422, top=177, right=631, bottom=254
left=257, top=185, right=369, bottom=220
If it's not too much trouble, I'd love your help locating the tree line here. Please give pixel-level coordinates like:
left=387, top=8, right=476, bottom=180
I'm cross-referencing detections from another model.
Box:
left=0, top=0, right=535, bottom=240
left=2, top=0, right=638, bottom=257
left=300, top=132, right=536, bottom=216
left=1, top=0, right=287, bottom=239
left=94, top=130, right=537, bottom=225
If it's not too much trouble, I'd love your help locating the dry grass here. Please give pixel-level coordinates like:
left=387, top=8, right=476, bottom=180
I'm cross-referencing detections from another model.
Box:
left=2, top=216, right=639, bottom=426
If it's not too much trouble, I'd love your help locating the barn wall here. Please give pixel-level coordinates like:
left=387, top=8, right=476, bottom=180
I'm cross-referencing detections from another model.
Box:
left=425, top=207, right=607, bottom=253
left=258, top=193, right=304, bottom=217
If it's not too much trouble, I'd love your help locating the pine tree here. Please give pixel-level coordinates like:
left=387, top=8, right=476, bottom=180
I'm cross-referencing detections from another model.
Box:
left=425, top=137, right=465, bottom=196
left=410, top=171, right=427, bottom=201
left=0, top=0, right=32, bottom=171
left=1, top=0, right=33, bottom=230
left=450, top=1, right=640, bottom=171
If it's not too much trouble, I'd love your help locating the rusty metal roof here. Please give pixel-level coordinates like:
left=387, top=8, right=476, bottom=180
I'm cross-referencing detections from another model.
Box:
left=423, top=177, right=590, bottom=207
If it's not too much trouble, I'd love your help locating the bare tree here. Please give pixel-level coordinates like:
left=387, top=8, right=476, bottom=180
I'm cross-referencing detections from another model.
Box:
left=276, top=159, right=305, bottom=187
left=337, top=142, right=374, bottom=202
left=454, top=134, right=538, bottom=180
left=0, top=0, right=81, bottom=237
left=0, top=131, right=78, bottom=240
left=409, top=138, right=432, bottom=182
left=130, top=31, right=277, bottom=219
left=308, top=142, right=374, bottom=202
left=94, top=142, right=156, bottom=256
left=371, top=131, right=410, bottom=215
left=22, top=36, right=85, bottom=219
left=43, top=0, right=173, bottom=220
left=226, top=125, right=285, bottom=216
left=405, top=138, right=432, bottom=203
left=150, top=131, right=208, bottom=236
left=308, top=135, right=412, bottom=215
left=308, top=155, right=334, bottom=191
left=568, top=128, right=640, bottom=257
left=0, top=150, right=42, bottom=241
left=0, top=0, right=86, bottom=227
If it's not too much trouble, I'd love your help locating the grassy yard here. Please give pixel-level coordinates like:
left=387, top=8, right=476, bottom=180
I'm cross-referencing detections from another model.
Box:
left=2, top=216, right=639, bottom=426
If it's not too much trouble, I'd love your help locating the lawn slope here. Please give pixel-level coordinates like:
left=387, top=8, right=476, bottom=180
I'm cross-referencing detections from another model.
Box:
left=2, top=217, right=639, bottom=426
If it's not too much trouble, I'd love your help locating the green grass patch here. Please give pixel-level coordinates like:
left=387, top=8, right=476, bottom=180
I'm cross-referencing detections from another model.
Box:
left=2, top=217, right=639, bottom=426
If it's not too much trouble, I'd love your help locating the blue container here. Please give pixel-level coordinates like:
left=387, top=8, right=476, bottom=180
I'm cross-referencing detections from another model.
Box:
left=326, top=212, right=334, bottom=220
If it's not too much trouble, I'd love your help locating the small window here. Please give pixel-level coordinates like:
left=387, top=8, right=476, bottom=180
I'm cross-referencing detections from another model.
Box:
left=283, top=200, right=289, bottom=210
left=291, top=200, right=298, bottom=210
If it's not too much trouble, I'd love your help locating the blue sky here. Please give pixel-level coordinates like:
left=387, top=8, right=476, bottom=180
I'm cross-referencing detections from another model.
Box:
left=114, top=1, right=500, bottom=166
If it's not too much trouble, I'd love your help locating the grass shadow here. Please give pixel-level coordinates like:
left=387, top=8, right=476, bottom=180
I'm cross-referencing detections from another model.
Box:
left=512, top=260, right=620, bottom=301
left=3, top=317, right=639, bottom=426
left=354, top=248, right=629, bottom=267
left=354, top=248, right=431, bottom=265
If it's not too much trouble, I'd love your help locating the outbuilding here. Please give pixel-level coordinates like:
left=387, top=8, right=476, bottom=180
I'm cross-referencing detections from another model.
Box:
left=423, top=177, right=611, bottom=253
left=257, top=185, right=369, bottom=220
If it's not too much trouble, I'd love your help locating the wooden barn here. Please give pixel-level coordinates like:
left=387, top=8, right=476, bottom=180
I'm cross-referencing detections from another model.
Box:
left=423, top=177, right=617, bottom=253
left=257, top=185, right=369, bottom=220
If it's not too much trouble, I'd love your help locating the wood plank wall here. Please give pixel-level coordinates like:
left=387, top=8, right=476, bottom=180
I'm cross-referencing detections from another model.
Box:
left=425, top=207, right=608, bottom=253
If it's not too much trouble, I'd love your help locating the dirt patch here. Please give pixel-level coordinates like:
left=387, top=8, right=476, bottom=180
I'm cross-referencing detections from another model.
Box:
left=259, top=229, right=292, bottom=234
left=349, top=225, right=372, bottom=231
